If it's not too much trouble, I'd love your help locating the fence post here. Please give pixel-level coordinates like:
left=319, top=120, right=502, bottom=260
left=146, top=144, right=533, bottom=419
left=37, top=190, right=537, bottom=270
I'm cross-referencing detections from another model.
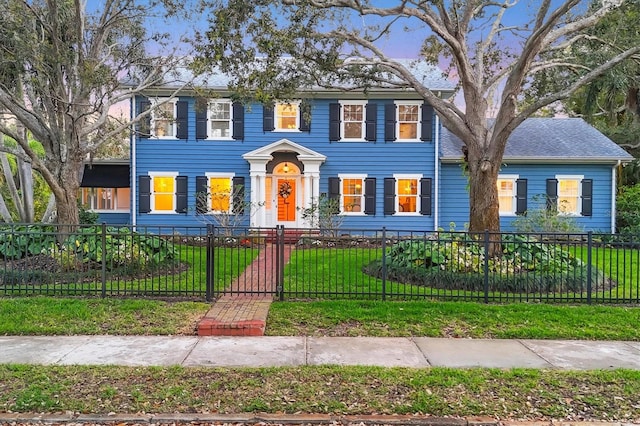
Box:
left=483, top=229, right=489, bottom=304
left=277, top=225, right=285, bottom=301
left=101, top=223, right=107, bottom=298
left=205, top=224, right=214, bottom=302
left=586, top=231, right=593, bottom=305
left=381, top=227, right=387, bottom=301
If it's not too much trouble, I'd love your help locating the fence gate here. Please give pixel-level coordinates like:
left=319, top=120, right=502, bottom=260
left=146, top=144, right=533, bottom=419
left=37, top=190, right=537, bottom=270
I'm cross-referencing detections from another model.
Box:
left=206, top=225, right=287, bottom=300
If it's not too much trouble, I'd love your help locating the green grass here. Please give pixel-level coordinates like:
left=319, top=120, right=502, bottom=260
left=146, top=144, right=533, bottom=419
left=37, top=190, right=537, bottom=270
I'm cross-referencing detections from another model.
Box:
left=266, top=300, right=640, bottom=340
left=0, top=297, right=209, bottom=335
left=0, top=365, right=639, bottom=420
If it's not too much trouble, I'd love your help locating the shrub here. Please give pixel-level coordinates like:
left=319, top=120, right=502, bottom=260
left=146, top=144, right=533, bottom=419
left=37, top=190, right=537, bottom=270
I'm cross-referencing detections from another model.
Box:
left=363, top=234, right=609, bottom=294
left=512, top=196, right=582, bottom=234
left=616, top=183, right=640, bottom=236
left=0, top=225, right=57, bottom=260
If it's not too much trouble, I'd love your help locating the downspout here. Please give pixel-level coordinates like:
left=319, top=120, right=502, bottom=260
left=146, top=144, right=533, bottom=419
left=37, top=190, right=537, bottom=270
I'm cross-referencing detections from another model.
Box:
left=611, top=160, right=620, bottom=234
left=131, top=94, right=137, bottom=229
left=434, top=114, right=440, bottom=231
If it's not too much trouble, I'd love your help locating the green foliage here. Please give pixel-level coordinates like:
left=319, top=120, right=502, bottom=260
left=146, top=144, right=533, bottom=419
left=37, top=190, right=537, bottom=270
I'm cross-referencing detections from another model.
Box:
left=512, top=196, right=582, bottom=234
left=0, top=225, right=177, bottom=275
left=616, top=183, right=640, bottom=236
left=78, top=201, right=99, bottom=225
left=300, top=195, right=344, bottom=236
left=0, top=225, right=57, bottom=259
left=365, top=234, right=604, bottom=294
left=59, top=226, right=177, bottom=272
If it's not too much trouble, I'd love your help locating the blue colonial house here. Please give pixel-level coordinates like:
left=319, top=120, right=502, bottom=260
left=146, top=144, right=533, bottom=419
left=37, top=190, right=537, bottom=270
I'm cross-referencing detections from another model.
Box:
left=82, top=64, right=632, bottom=233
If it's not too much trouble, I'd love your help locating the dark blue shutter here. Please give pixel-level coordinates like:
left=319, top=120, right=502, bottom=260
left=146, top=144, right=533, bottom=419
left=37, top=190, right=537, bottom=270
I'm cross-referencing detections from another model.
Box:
left=176, top=101, right=188, bottom=139
left=516, top=178, right=527, bottom=215
left=329, top=103, right=341, bottom=141
left=137, top=99, right=151, bottom=138
left=299, top=101, right=310, bottom=132
left=420, top=178, right=432, bottom=215
left=420, top=104, right=434, bottom=142
left=232, top=102, right=244, bottom=140
left=195, top=176, right=208, bottom=214
left=384, top=178, right=396, bottom=215
left=232, top=176, right=245, bottom=214
left=138, top=175, right=151, bottom=213
left=364, top=178, right=376, bottom=215
left=263, top=105, right=274, bottom=131
left=328, top=177, right=340, bottom=203
left=581, top=179, right=593, bottom=216
left=175, top=176, right=188, bottom=213
left=195, top=98, right=208, bottom=140
left=365, top=103, right=377, bottom=142
left=384, top=103, right=396, bottom=142
left=546, top=179, right=558, bottom=211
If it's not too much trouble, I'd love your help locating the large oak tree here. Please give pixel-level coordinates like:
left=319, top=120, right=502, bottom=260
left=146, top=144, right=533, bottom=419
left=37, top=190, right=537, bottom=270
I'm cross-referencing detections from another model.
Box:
left=195, top=0, right=640, bottom=235
left=0, top=0, right=192, bottom=225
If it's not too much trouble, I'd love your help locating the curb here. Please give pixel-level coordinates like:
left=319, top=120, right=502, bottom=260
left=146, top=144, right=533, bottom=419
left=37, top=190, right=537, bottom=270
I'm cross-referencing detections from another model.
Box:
left=0, top=413, right=636, bottom=425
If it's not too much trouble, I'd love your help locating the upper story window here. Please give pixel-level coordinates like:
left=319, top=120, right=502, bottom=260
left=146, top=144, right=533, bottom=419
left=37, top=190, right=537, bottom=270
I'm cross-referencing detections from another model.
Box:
left=329, top=102, right=376, bottom=142
left=276, top=102, right=300, bottom=131
left=209, top=101, right=232, bottom=139
left=80, top=188, right=130, bottom=212
left=196, top=98, right=244, bottom=140
left=547, top=175, right=592, bottom=217
left=384, top=102, right=433, bottom=142
left=151, top=99, right=177, bottom=138
left=264, top=101, right=310, bottom=132
left=340, top=101, right=367, bottom=141
left=396, top=101, right=421, bottom=141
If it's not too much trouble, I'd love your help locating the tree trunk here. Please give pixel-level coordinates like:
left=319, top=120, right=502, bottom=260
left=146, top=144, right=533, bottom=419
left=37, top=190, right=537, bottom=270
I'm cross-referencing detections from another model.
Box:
left=466, top=143, right=502, bottom=257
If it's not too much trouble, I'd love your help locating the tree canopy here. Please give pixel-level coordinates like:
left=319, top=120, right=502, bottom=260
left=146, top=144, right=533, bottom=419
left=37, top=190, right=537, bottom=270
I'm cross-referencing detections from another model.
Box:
left=0, top=0, right=193, bottom=224
left=195, top=0, right=640, bottom=235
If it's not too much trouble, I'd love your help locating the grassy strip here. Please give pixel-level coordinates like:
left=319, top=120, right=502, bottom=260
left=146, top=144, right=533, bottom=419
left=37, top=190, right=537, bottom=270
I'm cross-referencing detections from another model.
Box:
left=266, top=300, right=640, bottom=340
left=0, top=365, right=639, bottom=421
left=0, top=297, right=209, bottom=335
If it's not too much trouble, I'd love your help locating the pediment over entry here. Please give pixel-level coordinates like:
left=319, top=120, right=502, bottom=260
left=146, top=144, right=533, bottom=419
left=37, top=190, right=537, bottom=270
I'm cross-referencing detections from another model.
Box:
left=242, top=139, right=326, bottom=162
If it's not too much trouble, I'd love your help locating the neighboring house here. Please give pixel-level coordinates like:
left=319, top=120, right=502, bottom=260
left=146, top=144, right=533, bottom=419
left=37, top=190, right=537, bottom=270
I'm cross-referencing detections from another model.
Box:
left=84, top=63, right=633, bottom=233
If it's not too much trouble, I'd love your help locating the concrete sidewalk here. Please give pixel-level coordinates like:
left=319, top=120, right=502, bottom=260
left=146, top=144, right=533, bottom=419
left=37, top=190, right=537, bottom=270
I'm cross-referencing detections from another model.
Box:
left=2, top=335, right=640, bottom=370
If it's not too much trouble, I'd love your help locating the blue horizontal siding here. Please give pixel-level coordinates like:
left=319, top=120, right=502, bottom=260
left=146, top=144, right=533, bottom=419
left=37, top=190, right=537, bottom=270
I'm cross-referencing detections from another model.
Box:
left=96, top=212, right=130, bottom=225
left=439, top=162, right=615, bottom=232
left=134, top=96, right=437, bottom=230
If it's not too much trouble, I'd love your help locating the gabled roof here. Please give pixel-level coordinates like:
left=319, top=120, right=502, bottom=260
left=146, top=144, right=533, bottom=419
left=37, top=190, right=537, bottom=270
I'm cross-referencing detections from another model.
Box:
left=141, top=58, right=455, bottom=96
left=440, top=118, right=633, bottom=163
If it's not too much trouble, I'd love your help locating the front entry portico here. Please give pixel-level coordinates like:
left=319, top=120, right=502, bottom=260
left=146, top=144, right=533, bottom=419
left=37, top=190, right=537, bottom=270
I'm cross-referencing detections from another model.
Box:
left=242, top=139, right=327, bottom=228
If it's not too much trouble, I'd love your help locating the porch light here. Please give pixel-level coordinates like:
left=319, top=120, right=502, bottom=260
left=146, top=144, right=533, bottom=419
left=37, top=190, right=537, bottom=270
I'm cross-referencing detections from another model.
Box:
left=283, top=163, right=289, bottom=173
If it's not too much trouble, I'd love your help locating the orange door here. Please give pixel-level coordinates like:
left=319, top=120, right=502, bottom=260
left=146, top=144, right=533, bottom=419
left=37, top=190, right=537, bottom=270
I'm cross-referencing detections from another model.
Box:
left=277, top=178, right=296, bottom=222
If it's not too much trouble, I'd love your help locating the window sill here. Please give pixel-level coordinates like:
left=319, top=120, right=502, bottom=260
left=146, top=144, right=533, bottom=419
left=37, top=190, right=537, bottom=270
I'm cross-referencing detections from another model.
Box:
left=273, top=129, right=301, bottom=132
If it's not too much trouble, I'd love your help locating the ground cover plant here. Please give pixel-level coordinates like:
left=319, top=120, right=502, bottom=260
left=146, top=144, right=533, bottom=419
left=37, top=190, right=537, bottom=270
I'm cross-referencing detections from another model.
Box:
left=1, top=365, right=639, bottom=421
left=362, top=234, right=611, bottom=295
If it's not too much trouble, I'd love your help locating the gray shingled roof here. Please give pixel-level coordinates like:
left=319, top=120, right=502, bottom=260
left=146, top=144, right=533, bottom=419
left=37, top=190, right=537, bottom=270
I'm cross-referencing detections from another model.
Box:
left=440, top=118, right=633, bottom=163
left=143, top=58, right=455, bottom=93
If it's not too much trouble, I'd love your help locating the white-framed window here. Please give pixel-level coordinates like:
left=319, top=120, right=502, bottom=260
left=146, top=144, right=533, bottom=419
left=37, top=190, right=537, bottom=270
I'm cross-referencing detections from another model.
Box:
left=149, top=172, right=178, bottom=213
left=275, top=101, right=300, bottom=131
left=339, top=101, right=366, bottom=141
left=395, top=101, right=421, bottom=141
left=497, top=175, right=518, bottom=216
left=338, top=174, right=366, bottom=214
left=556, top=175, right=583, bottom=216
left=150, top=98, right=177, bottom=138
left=394, top=173, right=421, bottom=214
left=208, top=100, right=232, bottom=139
left=80, top=188, right=131, bottom=212
left=205, top=172, right=235, bottom=213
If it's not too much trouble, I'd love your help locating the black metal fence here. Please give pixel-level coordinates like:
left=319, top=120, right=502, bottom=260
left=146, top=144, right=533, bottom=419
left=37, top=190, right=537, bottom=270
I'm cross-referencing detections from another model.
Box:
left=1, top=223, right=639, bottom=304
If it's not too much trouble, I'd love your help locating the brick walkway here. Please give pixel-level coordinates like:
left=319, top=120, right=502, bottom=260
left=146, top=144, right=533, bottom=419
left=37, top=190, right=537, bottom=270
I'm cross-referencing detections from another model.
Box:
left=197, top=243, right=294, bottom=336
